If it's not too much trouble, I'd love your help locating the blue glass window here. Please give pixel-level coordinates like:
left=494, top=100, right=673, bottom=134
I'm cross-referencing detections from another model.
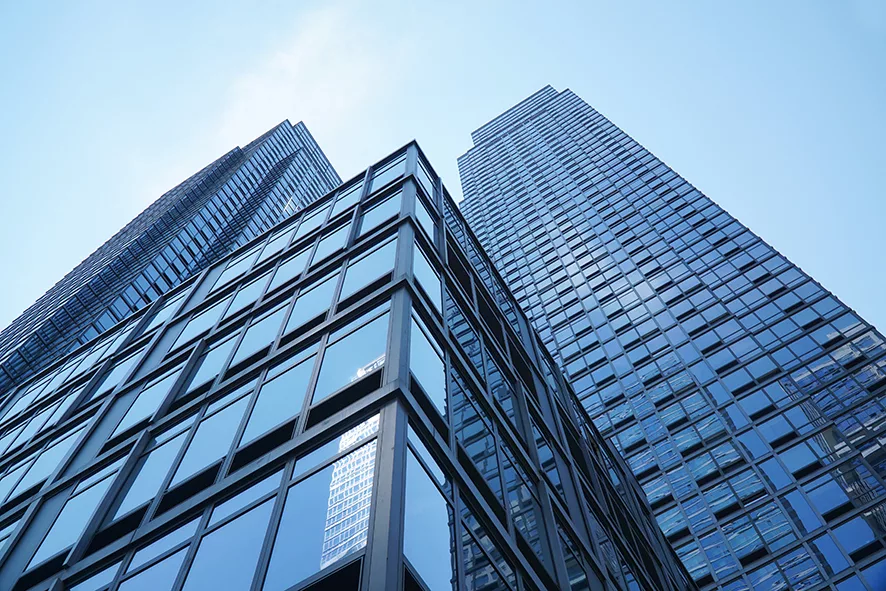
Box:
left=360, top=192, right=402, bottom=236
left=284, top=272, right=339, bottom=333
left=410, top=315, right=446, bottom=416
left=404, top=449, right=455, bottom=591
left=263, top=440, right=378, bottom=590
left=312, top=309, right=389, bottom=403
left=339, top=238, right=397, bottom=301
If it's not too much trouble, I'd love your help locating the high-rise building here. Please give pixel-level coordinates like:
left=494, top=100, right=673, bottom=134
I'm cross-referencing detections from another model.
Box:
left=0, top=121, right=340, bottom=397
left=458, top=86, right=886, bottom=590
left=0, top=141, right=693, bottom=591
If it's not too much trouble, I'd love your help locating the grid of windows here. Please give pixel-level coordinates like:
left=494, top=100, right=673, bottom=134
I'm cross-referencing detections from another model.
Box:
left=0, top=144, right=692, bottom=591
left=0, top=121, right=340, bottom=400
left=459, top=85, right=886, bottom=590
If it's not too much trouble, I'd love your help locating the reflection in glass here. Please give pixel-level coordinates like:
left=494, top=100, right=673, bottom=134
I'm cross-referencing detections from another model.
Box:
left=413, top=243, right=442, bottom=312
left=171, top=396, right=249, bottom=485
left=370, top=156, right=406, bottom=191
left=404, top=449, right=455, bottom=591
left=284, top=273, right=339, bottom=333
left=242, top=353, right=315, bottom=443
left=117, top=548, right=187, bottom=591
left=113, top=366, right=183, bottom=436
left=174, top=297, right=230, bottom=350
left=312, top=223, right=351, bottom=264
left=268, top=248, right=310, bottom=292
left=29, top=475, right=116, bottom=567
left=360, top=192, right=402, bottom=235
left=339, top=238, right=397, bottom=301
left=182, top=499, right=275, bottom=591
left=115, top=432, right=188, bottom=518
left=415, top=197, right=435, bottom=241
left=410, top=316, right=446, bottom=415
left=229, top=307, right=286, bottom=367
left=313, top=312, right=389, bottom=403
left=188, top=336, right=237, bottom=391
left=263, top=437, right=378, bottom=590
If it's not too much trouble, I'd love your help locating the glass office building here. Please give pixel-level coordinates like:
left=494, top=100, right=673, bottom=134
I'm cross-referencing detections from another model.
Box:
left=0, top=143, right=693, bottom=591
left=458, top=86, right=886, bottom=590
left=0, top=121, right=340, bottom=397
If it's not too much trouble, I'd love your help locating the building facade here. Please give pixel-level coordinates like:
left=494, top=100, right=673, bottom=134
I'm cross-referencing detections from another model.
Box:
left=0, top=143, right=693, bottom=591
left=458, top=86, right=886, bottom=590
left=0, top=121, right=340, bottom=397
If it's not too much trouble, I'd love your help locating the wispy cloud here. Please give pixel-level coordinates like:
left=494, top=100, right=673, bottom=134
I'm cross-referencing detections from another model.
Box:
left=216, top=3, right=414, bottom=178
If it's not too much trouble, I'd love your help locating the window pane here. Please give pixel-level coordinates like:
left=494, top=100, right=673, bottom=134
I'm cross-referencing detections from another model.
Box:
left=293, top=415, right=379, bottom=478
left=284, top=273, right=339, bottom=333
left=172, top=397, right=250, bottom=485
left=12, top=427, right=85, bottom=499
left=210, top=471, right=283, bottom=526
left=413, top=244, right=442, bottom=312
left=294, top=205, right=331, bottom=240
left=144, top=292, right=187, bottom=333
left=129, top=518, right=199, bottom=573
left=331, top=182, right=364, bottom=218
left=117, top=548, right=187, bottom=591
left=415, top=197, right=435, bottom=241
left=410, top=317, right=446, bottom=415
left=312, top=223, right=351, bottom=264
left=229, top=307, right=286, bottom=368
left=174, top=298, right=231, bottom=350
left=404, top=449, right=455, bottom=591
left=313, top=313, right=389, bottom=403
left=30, top=476, right=116, bottom=567
left=189, top=336, right=237, bottom=391
left=340, top=239, right=397, bottom=301
left=258, top=226, right=296, bottom=264
left=115, top=433, right=188, bottom=518
left=182, top=499, right=275, bottom=591
left=242, top=354, right=315, bottom=443
left=416, top=158, right=436, bottom=202
left=69, top=562, right=122, bottom=591
left=113, top=367, right=183, bottom=436
left=268, top=248, right=310, bottom=292
left=263, top=441, right=377, bottom=590
left=214, top=246, right=261, bottom=290
left=370, top=155, right=405, bottom=192
left=360, top=192, right=401, bottom=235
left=224, top=273, right=271, bottom=319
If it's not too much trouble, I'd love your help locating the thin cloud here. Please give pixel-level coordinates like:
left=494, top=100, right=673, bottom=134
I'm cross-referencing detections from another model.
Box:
left=216, top=4, right=413, bottom=179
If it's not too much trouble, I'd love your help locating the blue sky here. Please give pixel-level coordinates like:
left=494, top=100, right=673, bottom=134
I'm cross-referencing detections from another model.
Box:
left=0, top=1, right=884, bottom=332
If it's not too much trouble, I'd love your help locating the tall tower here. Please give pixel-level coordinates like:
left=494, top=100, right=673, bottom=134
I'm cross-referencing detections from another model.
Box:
left=0, top=121, right=340, bottom=397
left=459, top=86, right=886, bottom=590
left=0, top=141, right=692, bottom=591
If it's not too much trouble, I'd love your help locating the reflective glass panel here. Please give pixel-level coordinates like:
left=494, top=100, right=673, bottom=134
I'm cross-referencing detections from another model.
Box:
left=410, top=316, right=446, bottom=415
left=263, top=441, right=377, bottom=590
left=30, top=475, right=116, bottom=567
left=242, top=353, right=315, bottom=443
left=404, top=449, right=455, bottom=591
left=171, top=396, right=250, bottom=485
left=268, top=248, right=311, bottom=292
left=181, top=499, right=275, bottom=591
left=413, top=243, right=442, bottom=312
left=360, top=192, right=401, bottom=235
left=117, top=548, right=187, bottom=591
left=312, top=223, right=351, bottom=264
left=284, top=273, right=339, bottom=333
left=313, top=312, right=389, bottom=403
left=339, top=238, right=397, bottom=301
left=229, top=307, right=286, bottom=367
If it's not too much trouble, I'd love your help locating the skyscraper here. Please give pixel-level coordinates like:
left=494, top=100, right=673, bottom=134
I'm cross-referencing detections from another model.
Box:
left=0, top=141, right=692, bottom=591
left=459, top=86, right=886, bottom=590
left=0, top=121, right=340, bottom=397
